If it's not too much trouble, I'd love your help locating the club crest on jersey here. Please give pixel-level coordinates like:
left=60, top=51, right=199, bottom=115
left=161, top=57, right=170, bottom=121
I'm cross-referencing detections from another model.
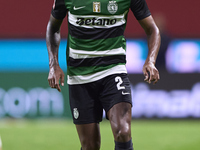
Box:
left=107, top=1, right=118, bottom=14
left=93, top=2, right=101, bottom=13
left=73, top=108, right=79, bottom=119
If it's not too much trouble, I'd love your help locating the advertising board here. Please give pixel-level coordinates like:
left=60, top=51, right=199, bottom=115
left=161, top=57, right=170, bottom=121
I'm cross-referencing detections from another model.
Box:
left=0, top=39, right=199, bottom=118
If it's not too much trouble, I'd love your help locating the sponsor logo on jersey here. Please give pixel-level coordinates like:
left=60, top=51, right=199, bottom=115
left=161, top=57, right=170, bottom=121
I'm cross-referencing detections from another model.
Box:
left=76, top=17, right=117, bottom=26
left=107, top=1, right=118, bottom=14
left=73, top=108, right=79, bottom=119
left=93, top=2, right=101, bottom=13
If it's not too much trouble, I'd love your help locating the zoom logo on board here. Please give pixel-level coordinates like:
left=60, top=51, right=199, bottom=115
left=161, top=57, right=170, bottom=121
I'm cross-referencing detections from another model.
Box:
left=0, top=87, right=64, bottom=118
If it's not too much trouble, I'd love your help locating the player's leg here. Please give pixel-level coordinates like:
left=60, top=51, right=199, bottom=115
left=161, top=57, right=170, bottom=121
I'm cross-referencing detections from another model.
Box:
left=107, top=102, right=132, bottom=142
left=76, top=123, right=101, bottom=150
left=107, top=102, right=133, bottom=150
left=100, top=73, right=133, bottom=150
left=69, top=82, right=103, bottom=150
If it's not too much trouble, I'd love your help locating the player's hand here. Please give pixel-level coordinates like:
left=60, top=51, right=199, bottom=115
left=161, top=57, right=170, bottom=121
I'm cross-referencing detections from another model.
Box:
left=48, top=65, right=65, bottom=92
left=142, top=61, right=160, bottom=84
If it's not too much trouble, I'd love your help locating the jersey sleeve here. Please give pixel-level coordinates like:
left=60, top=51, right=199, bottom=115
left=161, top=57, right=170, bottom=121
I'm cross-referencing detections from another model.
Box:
left=130, top=0, right=151, bottom=20
left=51, top=0, right=67, bottom=20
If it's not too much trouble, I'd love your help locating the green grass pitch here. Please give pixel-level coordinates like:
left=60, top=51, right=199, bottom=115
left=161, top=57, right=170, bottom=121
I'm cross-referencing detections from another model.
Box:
left=0, top=119, right=200, bottom=150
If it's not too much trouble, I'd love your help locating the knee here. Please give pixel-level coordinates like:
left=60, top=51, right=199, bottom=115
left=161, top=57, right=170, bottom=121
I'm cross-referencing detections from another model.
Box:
left=114, top=124, right=131, bottom=142
left=81, top=140, right=100, bottom=150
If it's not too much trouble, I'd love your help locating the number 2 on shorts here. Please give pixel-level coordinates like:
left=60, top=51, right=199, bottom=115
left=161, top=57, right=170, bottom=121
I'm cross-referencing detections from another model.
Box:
left=115, top=76, right=125, bottom=90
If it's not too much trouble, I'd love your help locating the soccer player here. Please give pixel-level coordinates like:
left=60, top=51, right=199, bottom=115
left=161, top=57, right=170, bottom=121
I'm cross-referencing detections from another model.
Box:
left=46, top=0, right=160, bottom=149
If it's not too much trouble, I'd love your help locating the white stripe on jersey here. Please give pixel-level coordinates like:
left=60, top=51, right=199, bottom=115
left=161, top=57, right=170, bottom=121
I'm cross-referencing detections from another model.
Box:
left=67, top=65, right=127, bottom=85
left=69, top=47, right=126, bottom=59
left=68, top=11, right=128, bottom=28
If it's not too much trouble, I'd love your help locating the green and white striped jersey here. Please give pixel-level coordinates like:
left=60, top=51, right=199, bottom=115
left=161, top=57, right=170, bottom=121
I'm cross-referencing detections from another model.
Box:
left=51, top=0, right=151, bottom=85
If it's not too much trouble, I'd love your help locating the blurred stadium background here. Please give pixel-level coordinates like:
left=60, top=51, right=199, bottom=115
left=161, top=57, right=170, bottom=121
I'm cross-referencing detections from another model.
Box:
left=0, top=0, right=200, bottom=150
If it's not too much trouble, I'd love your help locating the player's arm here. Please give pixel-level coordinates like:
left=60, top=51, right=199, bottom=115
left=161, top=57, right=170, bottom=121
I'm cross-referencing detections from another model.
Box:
left=139, top=16, right=161, bottom=84
left=46, top=0, right=67, bottom=92
left=46, top=15, right=65, bottom=92
left=130, top=0, right=161, bottom=84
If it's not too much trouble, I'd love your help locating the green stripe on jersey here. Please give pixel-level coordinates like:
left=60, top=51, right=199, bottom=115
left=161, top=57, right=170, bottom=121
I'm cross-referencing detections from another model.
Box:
left=68, top=34, right=126, bottom=51
left=67, top=63, right=125, bottom=76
